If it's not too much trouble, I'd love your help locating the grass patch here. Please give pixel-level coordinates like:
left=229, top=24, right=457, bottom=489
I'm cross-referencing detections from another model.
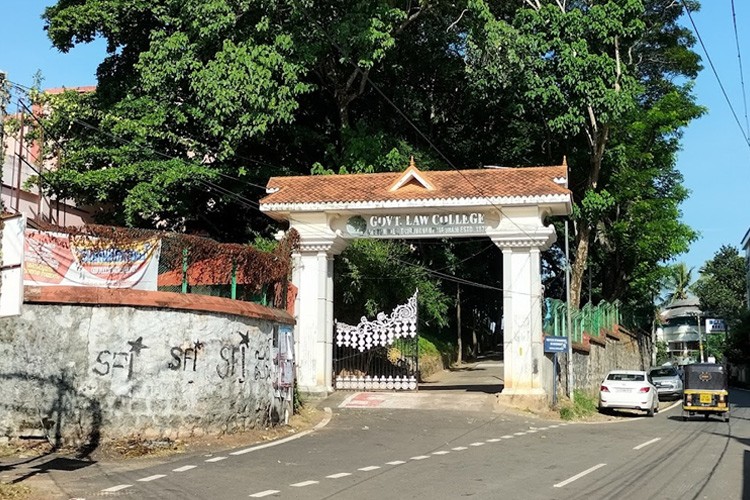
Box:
left=0, top=483, right=31, bottom=500
left=559, top=390, right=598, bottom=421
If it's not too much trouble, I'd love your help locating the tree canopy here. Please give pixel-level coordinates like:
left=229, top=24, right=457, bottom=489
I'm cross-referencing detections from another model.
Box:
left=36, top=0, right=705, bottom=338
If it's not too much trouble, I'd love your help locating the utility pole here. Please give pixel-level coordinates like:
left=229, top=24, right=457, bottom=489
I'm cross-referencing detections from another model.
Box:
left=565, top=220, right=574, bottom=402
left=697, top=312, right=704, bottom=363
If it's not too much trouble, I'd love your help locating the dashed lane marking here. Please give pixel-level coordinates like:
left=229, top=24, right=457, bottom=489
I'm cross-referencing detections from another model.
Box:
left=470, top=442, right=485, bottom=447
left=173, top=465, right=197, bottom=472
left=633, top=438, right=662, bottom=450
left=358, top=466, right=381, bottom=472
left=137, top=474, right=166, bottom=482
left=486, top=438, right=502, bottom=443
left=100, top=485, right=131, bottom=493
left=290, top=480, right=319, bottom=487
left=327, top=473, right=352, bottom=479
left=432, top=450, right=450, bottom=455
left=410, top=455, right=430, bottom=460
left=452, top=446, right=468, bottom=451
left=205, top=456, right=227, bottom=463
left=249, top=490, right=280, bottom=497
left=501, top=435, right=514, bottom=439
left=554, top=463, right=607, bottom=488
left=386, top=460, right=406, bottom=465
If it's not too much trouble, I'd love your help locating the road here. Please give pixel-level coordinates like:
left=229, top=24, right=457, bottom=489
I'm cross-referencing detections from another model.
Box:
left=20, top=386, right=750, bottom=500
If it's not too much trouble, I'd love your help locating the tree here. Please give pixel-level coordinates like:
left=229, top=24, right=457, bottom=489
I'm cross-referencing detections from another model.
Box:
left=693, top=245, right=747, bottom=326
left=465, top=0, right=702, bottom=316
left=660, top=262, right=695, bottom=305
left=37, top=0, right=704, bottom=334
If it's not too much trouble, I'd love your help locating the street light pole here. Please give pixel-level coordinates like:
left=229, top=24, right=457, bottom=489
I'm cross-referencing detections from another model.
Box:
left=697, top=312, right=704, bottom=363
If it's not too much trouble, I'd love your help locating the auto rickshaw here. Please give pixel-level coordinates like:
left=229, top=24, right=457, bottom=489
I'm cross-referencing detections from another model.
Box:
left=681, top=363, right=729, bottom=422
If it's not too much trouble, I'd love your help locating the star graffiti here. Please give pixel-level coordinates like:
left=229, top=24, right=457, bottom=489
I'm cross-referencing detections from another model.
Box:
left=239, top=331, right=250, bottom=347
left=128, top=336, right=149, bottom=355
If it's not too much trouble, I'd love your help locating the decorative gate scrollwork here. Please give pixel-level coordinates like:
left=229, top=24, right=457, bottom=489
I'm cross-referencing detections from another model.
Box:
left=334, top=291, right=418, bottom=391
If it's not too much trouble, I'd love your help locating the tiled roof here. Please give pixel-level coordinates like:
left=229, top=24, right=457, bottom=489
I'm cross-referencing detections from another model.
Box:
left=261, top=165, right=569, bottom=208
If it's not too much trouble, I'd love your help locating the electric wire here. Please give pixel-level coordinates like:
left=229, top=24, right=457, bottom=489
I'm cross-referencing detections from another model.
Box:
left=5, top=75, right=546, bottom=297
left=730, top=0, right=750, bottom=136
left=681, top=0, right=750, bottom=150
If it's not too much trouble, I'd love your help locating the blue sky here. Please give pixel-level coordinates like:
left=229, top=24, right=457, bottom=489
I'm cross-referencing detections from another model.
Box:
left=1, top=1, right=748, bottom=273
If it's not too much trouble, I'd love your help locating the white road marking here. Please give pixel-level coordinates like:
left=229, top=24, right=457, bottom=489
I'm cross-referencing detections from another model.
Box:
left=554, top=463, right=607, bottom=488
left=527, top=430, right=538, bottom=433
left=205, top=456, right=227, bottom=462
left=249, top=490, right=280, bottom=497
left=291, top=480, right=319, bottom=487
left=138, top=474, right=166, bottom=482
left=173, top=465, right=197, bottom=472
left=470, top=442, right=485, bottom=447
left=514, top=432, right=526, bottom=436
left=101, top=484, right=131, bottom=493
left=432, top=450, right=450, bottom=455
left=410, top=455, right=430, bottom=460
left=386, top=460, right=406, bottom=465
left=633, top=438, right=662, bottom=450
left=358, top=466, right=381, bottom=471
left=327, top=472, right=352, bottom=478
left=231, top=408, right=333, bottom=456
left=549, top=425, right=559, bottom=428
left=537, top=427, right=549, bottom=431
left=486, top=438, right=502, bottom=443
left=452, top=446, right=468, bottom=451
left=501, top=435, right=514, bottom=439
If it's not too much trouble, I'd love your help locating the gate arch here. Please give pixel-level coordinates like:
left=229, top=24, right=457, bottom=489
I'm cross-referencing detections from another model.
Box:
left=260, top=159, right=572, bottom=399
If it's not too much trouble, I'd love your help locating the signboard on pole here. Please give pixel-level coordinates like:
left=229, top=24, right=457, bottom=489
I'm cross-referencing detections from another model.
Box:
left=544, top=336, right=569, bottom=353
left=705, top=318, right=726, bottom=334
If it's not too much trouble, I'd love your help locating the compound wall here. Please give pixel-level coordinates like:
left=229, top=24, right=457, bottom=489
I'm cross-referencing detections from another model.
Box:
left=0, top=286, right=294, bottom=451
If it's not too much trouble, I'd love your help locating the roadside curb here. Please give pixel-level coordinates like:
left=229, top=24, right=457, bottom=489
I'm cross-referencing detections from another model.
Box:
left=229, top=407, right=333, bottom=456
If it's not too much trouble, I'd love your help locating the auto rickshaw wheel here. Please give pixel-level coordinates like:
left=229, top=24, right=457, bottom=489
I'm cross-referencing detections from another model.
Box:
left=704, top=413, right=710, bottom=420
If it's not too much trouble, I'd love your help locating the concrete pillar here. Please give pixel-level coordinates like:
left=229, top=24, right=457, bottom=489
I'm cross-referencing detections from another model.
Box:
left=490, top=208, right=555, bottom=397
left=289, top=216, right=348, bottom=396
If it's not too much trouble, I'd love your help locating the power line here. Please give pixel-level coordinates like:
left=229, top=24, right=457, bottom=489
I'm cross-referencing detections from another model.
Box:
left=730, top=0, right=750, bottom=135
left=681, top=0, right=750, bottom=150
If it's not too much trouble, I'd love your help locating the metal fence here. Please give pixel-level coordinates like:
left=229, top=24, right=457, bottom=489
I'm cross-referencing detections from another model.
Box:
left=543, top=299, right=621, bottom=344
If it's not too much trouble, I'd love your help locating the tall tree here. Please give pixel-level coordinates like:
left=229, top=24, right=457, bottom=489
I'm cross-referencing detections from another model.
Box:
left=660, top=262, right=695, bottom=305
left=465, top=0, right=701, bottom=312
left=693, top=245, right=747, bottom=326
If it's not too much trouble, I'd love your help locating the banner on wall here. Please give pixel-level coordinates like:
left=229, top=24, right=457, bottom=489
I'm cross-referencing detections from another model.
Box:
left=23, top=229, right=162, bottom=290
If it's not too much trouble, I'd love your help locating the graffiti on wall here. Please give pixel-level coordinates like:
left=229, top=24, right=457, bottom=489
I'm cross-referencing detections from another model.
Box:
left=168, top=341, right=204, bottom=371
left=92, top=336, right=148, bottom=379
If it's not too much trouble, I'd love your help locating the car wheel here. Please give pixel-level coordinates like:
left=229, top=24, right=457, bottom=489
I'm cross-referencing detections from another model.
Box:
left=724, top=413, right=730, bottom=423
left=646, top=406, right=654, bottom=417
left=704, top=413, right=710, bottom=420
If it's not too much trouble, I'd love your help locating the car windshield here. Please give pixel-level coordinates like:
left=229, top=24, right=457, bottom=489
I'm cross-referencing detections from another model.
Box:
left=649, top=368, right=677, bottom=377
left=607, top=373, right=644, bottom=382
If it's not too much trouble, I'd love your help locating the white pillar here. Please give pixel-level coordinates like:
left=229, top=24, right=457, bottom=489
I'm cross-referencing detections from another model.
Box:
left=490, top=208, right=555, bottom=397
left=289, top=217, right=348, bottom=396
left=499, top=245, right=544, bottom=394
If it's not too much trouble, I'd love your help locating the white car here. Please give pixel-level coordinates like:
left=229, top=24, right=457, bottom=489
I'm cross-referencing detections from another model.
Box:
left=599, top=370, right=659, bottom=417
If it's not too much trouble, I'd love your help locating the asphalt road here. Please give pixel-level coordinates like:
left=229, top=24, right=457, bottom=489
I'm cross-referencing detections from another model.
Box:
left=17, top=388, right=750, bottom=500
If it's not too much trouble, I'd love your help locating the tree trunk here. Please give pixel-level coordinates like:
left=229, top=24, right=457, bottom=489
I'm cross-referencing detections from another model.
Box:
left=570, top=219, right=590, bottom=310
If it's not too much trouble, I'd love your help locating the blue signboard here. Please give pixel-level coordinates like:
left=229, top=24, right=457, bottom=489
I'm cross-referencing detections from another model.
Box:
left=544, top=336, right=568, bottom=353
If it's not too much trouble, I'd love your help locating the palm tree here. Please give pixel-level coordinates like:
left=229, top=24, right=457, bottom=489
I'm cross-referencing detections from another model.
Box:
left=660, top=262, right=695, bottom=306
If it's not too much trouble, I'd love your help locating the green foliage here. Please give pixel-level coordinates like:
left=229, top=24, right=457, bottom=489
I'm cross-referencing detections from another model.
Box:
left=693, top=245, right=746, bottom=326
left=38, top=0, right=703, bottom=332
left=559, top=390, right=598, bottom=420
left=655, top=340, right=669, bottom=365
left=335, top=239, right=451, bottom=328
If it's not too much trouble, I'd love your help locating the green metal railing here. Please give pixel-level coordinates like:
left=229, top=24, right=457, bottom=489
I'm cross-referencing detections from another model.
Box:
left=543, top=299, right=620, bottom=344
